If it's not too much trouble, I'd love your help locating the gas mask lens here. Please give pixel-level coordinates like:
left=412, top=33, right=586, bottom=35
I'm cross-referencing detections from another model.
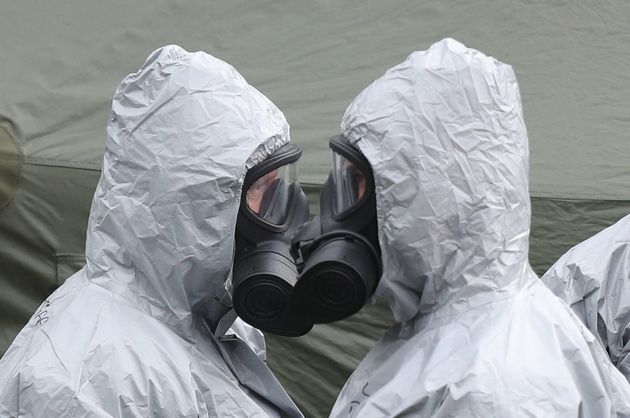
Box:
left=332, top=152, right=368, bottom=215
left=245, top=163, right=297, bottom=225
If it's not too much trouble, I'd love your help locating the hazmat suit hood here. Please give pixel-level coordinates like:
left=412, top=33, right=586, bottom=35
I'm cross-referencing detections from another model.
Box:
left=341, top=38, right=531, bottom=323
left=542, top=213, right=630, bottom=381
left=330, top=39, right=630, bottom=417
left=86, top=44, right=288, bottom=334
left=0, top=45, right=303, bottom=417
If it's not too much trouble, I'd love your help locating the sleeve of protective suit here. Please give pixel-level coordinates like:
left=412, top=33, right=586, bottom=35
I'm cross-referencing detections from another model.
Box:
left=542, top=213, right=630, bottom=383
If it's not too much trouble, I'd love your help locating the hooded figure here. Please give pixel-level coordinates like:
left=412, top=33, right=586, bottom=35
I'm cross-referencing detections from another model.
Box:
left=542, top=213, right=630, bottom=383
left=0, top=45, right=302, bottom=417
left=329, top=39, right=630, bottom=417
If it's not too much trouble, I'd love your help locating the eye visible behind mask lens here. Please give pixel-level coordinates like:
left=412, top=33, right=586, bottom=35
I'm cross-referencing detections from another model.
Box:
left=233, top=143, right=314, bottom=337
left=290, top=135, right=382, bottom=324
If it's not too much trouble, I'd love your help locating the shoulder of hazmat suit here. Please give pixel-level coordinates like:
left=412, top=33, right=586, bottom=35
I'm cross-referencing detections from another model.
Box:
left=542, top=213, right=630, bottom=383
left=329, top=38, right=630, bottom=418
left=0, top=45, right=303, bottom=418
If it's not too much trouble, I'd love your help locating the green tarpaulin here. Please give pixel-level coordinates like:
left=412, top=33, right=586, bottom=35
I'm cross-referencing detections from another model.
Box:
left=1, top=1, right=630, bottom=416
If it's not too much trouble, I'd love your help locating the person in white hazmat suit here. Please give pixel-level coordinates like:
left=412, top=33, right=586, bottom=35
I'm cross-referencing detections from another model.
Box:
left=542, top=213, right=630, bottom=383
left=0, top=45, right=304, bottom=417
left=326, top=38, right=630, bottom=417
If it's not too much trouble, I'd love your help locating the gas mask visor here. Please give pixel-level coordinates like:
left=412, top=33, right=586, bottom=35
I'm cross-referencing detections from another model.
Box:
left=232, top=143, right=314, bottom=337
left=332, top=148, right=369, bottom=215
left=290, top=135, right=382, bottom=323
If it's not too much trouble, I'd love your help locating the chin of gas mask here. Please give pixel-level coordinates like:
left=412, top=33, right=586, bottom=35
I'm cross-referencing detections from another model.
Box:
left=232, top=143, right=314, bottom=337
left=290, top=135, right=382, bottom=323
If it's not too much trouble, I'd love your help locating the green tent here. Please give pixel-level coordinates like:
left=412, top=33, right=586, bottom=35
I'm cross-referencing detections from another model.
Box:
left=1, top=1, right=629, bottom=416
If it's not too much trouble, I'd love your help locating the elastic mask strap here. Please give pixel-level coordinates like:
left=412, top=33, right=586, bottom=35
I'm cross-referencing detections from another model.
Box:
left=202, top=291, right=236, bottom=336
left=214, top=308, right=239, bottom=338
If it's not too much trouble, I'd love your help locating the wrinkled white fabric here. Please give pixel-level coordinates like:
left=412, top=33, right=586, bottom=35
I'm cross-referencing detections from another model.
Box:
left=229, top=317, right=267, bottom=362
left=542, top=213, right=630, bottom=383
left=0, top=45, right=302, bottom=417
left=331, top=38, right=630, bottom=417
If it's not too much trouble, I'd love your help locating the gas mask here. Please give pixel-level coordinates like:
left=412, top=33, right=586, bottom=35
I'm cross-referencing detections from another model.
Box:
left=233, top=143, right=314, bottom=337
left=290, top=135, right=382, bottom=323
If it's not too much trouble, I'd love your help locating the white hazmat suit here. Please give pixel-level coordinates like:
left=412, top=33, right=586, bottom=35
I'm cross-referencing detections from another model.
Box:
left=0, top=45, right=302, bottom=418
left=330, top=38, right=630, bottom=417
left=542, top=213, right=630, bottom=383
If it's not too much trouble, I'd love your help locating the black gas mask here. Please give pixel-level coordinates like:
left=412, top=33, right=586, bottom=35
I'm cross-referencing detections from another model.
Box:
left=290, top=135, right=382, bottom=323
left=232, top=143, right=314, bottom=337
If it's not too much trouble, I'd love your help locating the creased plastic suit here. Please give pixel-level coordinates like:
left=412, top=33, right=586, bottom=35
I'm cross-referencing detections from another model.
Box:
left=329, top=38, right=630, bottom=417
left=0, top=45, right=302, bottom=417
left=542, top=213, right=630, bottom=383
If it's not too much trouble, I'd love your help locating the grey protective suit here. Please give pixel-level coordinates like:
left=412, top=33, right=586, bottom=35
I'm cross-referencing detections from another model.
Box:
left=542, top=213, right=630, bottom=383
left=0, top=45, right=302, bottom=418
left=330, top=38, right=630, bottom=417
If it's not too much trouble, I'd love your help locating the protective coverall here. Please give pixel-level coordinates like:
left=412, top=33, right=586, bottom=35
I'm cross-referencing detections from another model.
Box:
left=0, top=45, right=302, bottom=418
left=543, top=213, right=630, bottom=383
left=329, top=38, right=630, bottom=417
